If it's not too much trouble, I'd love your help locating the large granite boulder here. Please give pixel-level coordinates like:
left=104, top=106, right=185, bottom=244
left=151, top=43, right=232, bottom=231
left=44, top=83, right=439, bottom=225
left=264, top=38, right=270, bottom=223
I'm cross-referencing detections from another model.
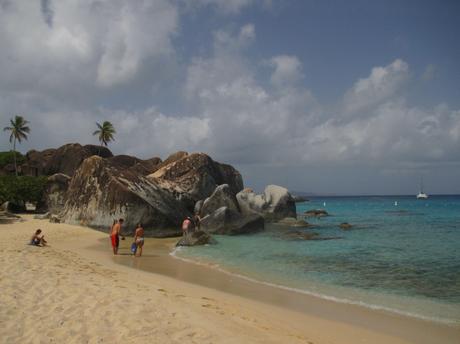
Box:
left=200, top=184, right=240, bottom=217
left=44, top=143, right=113, bottom=176
left=0, top=201, right=25, bottom=213
left=148, top=152, right=243, bottom=206
left=60, top=155, right=190, bottom=237
left=21, top=144, right=113, bottom=177
left=21, top=148, right=56, bottom=176
left=236, top=185, right=296, bottom=222
left=129, top=157, right=162, bottom=175
left=36, top=173, right=71, bottom=213
left=200, top=206, right=264, bottom=235
left=176, top=230, right=216, bottom=246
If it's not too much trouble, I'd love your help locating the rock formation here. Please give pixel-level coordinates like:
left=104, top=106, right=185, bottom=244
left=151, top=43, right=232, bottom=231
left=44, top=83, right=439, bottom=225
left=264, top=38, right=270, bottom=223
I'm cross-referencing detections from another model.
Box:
left=59, top=156, right=190, bottom=237
left=276, top=217, right=313, bottom=228
left=175, top=230, right=216, bottom=246
left=304, top=209, right=330, bottom=217
left=200, top=206, right=264, bottom=235
left=21, top=144, right=113, bottom=177
left=339, top=222, right=353, bottom=230
left=37, top=173, right=71, bottom=214
left=199, top=184, right=240, bottom=217
left=236, top=185, right=296, bottom=222
left=148, top=152, right=243, bottom=208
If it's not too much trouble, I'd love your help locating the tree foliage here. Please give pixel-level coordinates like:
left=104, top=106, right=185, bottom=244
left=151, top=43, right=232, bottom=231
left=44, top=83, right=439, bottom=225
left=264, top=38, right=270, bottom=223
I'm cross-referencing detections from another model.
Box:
left=0, top=176, right=47, bottom=204
left=93, top=121, right=116, bottom=147
left=0, top=151, right=26, bottom=169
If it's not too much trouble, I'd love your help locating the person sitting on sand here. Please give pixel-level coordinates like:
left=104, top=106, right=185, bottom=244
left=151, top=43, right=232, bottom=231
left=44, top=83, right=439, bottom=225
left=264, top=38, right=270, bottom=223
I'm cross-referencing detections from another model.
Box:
left=133, top=223, right=145, bottom=257
left=110, top=218, right=124, bottom=255
left=182, top=216, right=192, bottom=237
left=31, top=229, right=47, bottom=246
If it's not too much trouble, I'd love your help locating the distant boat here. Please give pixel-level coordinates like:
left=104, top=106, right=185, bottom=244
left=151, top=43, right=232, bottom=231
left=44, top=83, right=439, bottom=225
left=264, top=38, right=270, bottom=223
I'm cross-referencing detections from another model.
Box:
left=416, top=178, right=428, bottom=199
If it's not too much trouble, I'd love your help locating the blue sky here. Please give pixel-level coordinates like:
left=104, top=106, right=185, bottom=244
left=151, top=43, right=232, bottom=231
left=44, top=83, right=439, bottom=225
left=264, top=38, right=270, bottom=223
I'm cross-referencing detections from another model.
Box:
left=1, top=0, right=459, bottom=194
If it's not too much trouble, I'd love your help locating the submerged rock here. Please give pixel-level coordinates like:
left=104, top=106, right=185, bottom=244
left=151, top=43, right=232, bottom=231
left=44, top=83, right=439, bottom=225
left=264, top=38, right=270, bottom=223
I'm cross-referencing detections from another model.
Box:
left=276, top=217, right=313, bottom=228
left=236, top=185, right=296, bottom=222
left=282, top=230, right=318, bottom=240
left=339, top=222, right=353, bottom=230
left=200, top=206, right=264, bottom=235
left=304, top=209, right=330, bottom=217
left=176, top=230, right=216, bottom=246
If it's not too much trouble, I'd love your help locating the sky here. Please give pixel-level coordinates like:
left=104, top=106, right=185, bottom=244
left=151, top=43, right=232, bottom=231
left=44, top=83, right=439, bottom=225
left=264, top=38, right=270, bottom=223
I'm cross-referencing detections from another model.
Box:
left=1, top=0, right=459, bottom=195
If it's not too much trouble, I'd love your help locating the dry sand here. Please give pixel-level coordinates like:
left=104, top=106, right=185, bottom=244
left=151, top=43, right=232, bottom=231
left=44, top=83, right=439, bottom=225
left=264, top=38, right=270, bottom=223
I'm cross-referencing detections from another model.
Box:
left=1, top=214, right=458, bottom=344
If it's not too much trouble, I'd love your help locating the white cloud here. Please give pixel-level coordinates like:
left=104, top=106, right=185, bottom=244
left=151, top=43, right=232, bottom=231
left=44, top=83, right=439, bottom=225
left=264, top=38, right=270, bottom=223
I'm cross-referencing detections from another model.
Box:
left=0, top=2, right=459, bottom=194
left=0, top=0, right=178, bottom=90
left=268, top=55, right=303, bottom=87
left=343, top=59, right=409, bottom=116
left=180, top=0, right=268, bottom=14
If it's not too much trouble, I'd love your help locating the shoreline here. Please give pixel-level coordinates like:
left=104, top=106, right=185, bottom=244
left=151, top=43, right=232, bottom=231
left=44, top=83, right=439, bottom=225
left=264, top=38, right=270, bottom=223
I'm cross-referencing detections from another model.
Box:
left=106, top=236, right=460, bottom=343
left=169, top=246, right=459, bottom=326
left=2, top=215, right=459, bottom=343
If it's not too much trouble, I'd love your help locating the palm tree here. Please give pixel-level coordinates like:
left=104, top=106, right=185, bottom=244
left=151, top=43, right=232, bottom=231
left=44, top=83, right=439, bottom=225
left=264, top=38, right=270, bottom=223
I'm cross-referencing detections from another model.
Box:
left=3, top=115, right=30, bottom=176
left=93, top=121, right=116, bottom=149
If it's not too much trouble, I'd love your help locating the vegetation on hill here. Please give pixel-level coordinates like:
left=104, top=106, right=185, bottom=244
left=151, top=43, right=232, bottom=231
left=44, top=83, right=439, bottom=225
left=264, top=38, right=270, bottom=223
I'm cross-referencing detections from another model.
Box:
left=0, top=176, right=47, bottom=205
left=0, top=151, right=26, bottom=169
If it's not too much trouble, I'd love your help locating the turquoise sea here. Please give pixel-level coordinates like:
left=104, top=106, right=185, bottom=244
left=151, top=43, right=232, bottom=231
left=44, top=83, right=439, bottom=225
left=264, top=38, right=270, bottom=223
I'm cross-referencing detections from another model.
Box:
left=174, top=195, right=460, bottom=324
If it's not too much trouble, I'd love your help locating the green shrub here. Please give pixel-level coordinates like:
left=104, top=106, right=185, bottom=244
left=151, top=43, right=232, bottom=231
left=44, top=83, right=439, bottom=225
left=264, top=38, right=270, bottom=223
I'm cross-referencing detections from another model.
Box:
left=0, top=151, right=26, bottom=168
left=0, top=176, right=47, bottom=204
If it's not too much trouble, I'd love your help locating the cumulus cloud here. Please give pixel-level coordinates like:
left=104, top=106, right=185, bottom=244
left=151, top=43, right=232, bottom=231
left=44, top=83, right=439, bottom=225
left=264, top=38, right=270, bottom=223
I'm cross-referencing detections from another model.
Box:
left=268, top=55, right=303, bottom=88
left=0, top=0, right=178, bottom=91
left=0, top=2, right=459, bottom=194
left=180, top=0, right=272, bottom=14
left=343, top=59, right=409, bottom=116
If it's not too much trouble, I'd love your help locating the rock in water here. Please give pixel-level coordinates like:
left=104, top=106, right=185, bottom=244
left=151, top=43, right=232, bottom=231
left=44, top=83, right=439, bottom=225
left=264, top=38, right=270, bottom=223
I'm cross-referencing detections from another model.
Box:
left=176, top=230, right=216, bottom=246
left=304, top=209, right=330, bottom=217
left=200, top=206, right=264, bottom=235
left=200, top=184, right=240, bottom=217
left=236, top=185, right=296, bottom=222
left=60, top=156, right=190, bottom=237
left=339, top=222, right=353, bottom=230
left=148, top=152, right=243, bottom=204
left=276, top=217, right=313, bottom=228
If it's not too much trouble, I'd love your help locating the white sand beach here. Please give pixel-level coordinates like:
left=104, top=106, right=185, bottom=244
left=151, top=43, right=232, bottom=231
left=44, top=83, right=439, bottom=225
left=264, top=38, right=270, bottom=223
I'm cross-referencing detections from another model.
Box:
left=1, top=214, right=459, bottom=344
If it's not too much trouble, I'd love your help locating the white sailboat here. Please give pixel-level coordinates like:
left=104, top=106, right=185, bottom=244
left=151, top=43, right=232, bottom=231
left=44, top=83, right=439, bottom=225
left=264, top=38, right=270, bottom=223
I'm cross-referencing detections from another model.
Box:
left=416, top=178, right=428, bottom=199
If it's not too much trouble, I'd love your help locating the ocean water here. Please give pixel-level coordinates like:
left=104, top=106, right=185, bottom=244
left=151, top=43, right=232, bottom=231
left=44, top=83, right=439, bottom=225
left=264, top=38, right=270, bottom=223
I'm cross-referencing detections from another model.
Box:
left=174, top=195, right=460, bottom=324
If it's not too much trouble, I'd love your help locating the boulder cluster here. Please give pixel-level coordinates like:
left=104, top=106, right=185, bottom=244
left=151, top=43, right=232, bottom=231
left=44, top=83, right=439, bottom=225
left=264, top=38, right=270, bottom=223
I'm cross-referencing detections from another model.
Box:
left=9, top=143, right=297, bottom=241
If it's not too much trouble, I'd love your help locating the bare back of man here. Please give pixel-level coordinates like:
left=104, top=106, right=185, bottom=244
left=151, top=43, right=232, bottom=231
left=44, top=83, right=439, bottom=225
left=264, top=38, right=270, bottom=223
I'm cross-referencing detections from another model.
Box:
left=110, top=219, right=124, bottom=255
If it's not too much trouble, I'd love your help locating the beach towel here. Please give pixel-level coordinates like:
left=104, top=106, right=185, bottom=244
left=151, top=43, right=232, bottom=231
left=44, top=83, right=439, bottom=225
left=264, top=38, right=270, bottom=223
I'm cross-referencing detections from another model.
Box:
left=131, top=242, right=137, bottom=254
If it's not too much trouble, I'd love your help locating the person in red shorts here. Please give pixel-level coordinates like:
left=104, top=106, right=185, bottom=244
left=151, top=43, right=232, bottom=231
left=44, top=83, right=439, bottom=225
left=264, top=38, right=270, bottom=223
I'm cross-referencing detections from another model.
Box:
left=110, top=218, right=124, bottom=255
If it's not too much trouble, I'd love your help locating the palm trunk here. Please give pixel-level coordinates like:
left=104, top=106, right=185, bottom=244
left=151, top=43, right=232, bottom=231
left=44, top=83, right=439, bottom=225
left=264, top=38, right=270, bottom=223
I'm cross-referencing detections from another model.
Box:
left=13, top=138, right=18, bottom=177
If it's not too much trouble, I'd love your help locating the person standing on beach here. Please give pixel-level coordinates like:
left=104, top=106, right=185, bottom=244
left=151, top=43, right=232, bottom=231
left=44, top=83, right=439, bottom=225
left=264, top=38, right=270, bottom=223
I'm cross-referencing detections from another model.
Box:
left=182, top=217, right=192, bottom=237
left=133, top=223, right=144, bottom=257
left=193, top=213, right=201, bottom=231
left=110, top=218, right=124, bottom=255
